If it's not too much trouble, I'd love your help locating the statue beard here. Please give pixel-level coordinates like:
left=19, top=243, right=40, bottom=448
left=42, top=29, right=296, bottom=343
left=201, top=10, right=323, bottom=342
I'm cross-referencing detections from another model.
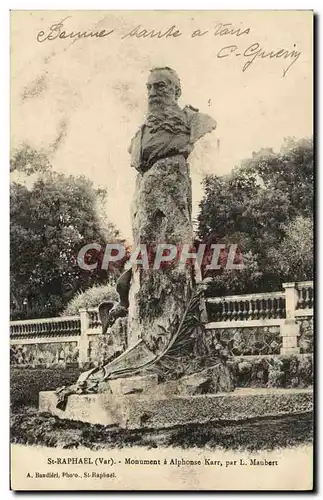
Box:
left=147, top=98, right=178, bottom=114
left=146, top=99, right=185, bottom=131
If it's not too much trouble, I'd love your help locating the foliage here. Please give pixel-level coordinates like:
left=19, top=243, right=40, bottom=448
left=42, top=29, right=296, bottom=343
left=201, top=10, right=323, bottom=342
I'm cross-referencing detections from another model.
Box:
left=10, top=145, right=122, bottom=319
left=228, top=354, right=313, bottom=389
left=10, top=144, right=51, bottom=175
left=10, top=367, right=82, bottom=408
left=63, top=284, right=118, bottom=316
left=267, top=216, right=313, bottom=282
left=197, top=137, right=313, bottom=294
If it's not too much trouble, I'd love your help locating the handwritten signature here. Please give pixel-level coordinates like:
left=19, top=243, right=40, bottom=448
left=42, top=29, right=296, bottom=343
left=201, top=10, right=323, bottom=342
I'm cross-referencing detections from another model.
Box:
left=217, top=43, right=301, bottom=76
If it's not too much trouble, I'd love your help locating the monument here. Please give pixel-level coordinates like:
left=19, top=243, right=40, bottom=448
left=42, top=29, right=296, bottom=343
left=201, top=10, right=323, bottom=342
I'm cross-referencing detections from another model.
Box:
left=45, top=67, right=236, bottom=418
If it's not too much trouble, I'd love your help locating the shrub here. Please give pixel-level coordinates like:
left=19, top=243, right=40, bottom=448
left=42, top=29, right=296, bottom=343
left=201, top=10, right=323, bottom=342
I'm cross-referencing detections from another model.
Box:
left=267, top=359, right=285, bottom=388
left=231, top=355, right=313, bottom=389
left=10, top=367, right=82, bottom=408
left=63, top=284, right=118, bottom=316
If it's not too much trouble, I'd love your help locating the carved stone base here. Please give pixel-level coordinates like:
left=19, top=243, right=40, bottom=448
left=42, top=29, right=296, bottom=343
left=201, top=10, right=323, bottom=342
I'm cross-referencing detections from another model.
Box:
left=39, top=387, right=312, bottom=430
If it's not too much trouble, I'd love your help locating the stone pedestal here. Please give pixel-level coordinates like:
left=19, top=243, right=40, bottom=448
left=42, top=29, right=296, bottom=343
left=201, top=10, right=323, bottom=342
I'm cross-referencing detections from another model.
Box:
left=127, top=156, right=194, bottom=354
left=39, top=387, right=313, bottom=430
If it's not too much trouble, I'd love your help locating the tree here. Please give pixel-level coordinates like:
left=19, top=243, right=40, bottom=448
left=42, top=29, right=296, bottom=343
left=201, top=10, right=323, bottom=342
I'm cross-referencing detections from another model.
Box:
left=197, top=137, right=313, bottom=294
left=267, top=216, right=313, bottom=283
left=10, top=146, right=121, bottom=318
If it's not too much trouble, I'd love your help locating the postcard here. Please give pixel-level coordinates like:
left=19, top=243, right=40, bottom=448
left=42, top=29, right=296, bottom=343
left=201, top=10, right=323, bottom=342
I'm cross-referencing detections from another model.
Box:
left=10, top=10, right=314, bottom=491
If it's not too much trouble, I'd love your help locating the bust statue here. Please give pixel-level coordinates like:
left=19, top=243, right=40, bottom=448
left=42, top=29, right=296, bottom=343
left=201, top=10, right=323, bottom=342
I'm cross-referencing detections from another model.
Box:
left=129, top=67, right=217, bottom=174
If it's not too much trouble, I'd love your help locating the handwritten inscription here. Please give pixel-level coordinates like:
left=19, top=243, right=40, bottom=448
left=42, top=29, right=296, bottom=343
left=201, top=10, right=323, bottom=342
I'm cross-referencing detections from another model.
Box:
left=121, top=24, right=182, bottom=39
left=191, top=23, right=250, bottom=38
left=37, top=17, right=114, bottom=43
left=217, top=43, right=301, bottom=76
left=36, top=17, right=301, bottom=76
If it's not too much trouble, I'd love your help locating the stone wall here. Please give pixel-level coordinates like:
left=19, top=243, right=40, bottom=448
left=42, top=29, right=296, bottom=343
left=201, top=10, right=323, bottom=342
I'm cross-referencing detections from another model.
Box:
left=10, top=341, right=79, bottom=367
left=297, top=316, right=314, bottom=354
left=207, top=326, right=282, bottom=356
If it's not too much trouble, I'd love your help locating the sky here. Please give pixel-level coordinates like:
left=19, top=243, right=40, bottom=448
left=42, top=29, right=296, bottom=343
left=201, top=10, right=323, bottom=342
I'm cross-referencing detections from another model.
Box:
left=11, top=10, right=313, bottom=239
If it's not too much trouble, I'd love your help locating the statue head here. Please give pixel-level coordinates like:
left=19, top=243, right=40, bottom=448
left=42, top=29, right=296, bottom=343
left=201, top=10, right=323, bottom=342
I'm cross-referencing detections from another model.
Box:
left=146, top=67, right=181, bottom=110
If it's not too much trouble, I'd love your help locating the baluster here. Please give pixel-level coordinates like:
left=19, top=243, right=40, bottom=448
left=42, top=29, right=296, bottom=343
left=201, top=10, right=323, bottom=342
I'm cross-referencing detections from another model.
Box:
left=222, top=302, right=228, bottom=321
left=275, top=298, right=279, bottom=318
left=309, top=287, right=313, bottom=308
left=304, top=287, right=310, bottom=308
left=250, top=300, right=255, bottom=319
left=258, top=299, right=264, bottom=319
left=212, top=304, right=218, bottom=322
left=263, top=298, right=268, bottom=319
left=237, top=301, right=242, bottom=321
left=253, top=299, right=258, bottom=319
left=244, top=300, right=249, bottom=319
left=235, top=301, right=240, bottom=321
left=281, top=297, right=286, bottom=317
left=225, top=302, right=231, bottom=321
left=240, top=301, right=245, bottom=320
left=264, top=298, right=270, bottom=318
left=298, top=288, right=304, bottom=309
left=235, top=301, right=239, bottom=320
left=233, top=301, right=239, bottom=321
left=218, top=302, right=223, bottom=321
left=218, top=303, right=223, bottom=321
left=235, top=301, right=240, bottom=320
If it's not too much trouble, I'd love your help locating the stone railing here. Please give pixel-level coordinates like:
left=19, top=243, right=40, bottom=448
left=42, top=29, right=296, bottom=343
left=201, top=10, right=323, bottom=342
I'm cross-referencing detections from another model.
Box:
left=295, top=281, right=314, bottom=312
left=10, top=315, right=81, bottom=340
left=205, top=291, right=286, bottom=322
left=204, top=281, right=313, bottom=356
left=10, top=281, right=313, bottom=366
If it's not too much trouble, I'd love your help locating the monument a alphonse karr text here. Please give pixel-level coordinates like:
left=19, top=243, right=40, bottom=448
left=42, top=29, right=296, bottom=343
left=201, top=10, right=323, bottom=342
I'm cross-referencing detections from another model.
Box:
left=55, top=67, right=234, bottom=410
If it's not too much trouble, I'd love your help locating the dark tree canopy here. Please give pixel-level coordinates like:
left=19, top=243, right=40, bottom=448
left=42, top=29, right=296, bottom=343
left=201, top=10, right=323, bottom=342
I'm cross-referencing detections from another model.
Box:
left=10, top=146, right=122, bottom=319
left=197, top=137, right=313, bottom=295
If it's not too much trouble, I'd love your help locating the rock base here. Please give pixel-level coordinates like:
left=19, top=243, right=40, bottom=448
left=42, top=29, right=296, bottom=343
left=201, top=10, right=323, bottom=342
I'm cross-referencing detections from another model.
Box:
left=39, top=387, right=313, bottom=430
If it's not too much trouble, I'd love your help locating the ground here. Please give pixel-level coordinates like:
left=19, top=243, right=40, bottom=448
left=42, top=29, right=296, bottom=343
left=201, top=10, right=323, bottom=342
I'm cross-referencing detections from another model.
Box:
left=11, top=367, right=313, bottom=451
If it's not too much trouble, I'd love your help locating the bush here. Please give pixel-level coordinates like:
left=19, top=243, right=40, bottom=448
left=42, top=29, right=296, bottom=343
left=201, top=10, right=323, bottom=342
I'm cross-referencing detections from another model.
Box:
left=63, top=284, right=118, bottom=316
left=10, top=295, right=65, bottom=320
left=228, top=354, right=313, bottom=389
left=10, top=367, right=82, bottom=408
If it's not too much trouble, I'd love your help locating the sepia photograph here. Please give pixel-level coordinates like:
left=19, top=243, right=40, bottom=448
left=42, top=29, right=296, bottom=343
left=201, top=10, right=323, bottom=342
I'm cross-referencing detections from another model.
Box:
left=10, top=9, right=314, bottom=491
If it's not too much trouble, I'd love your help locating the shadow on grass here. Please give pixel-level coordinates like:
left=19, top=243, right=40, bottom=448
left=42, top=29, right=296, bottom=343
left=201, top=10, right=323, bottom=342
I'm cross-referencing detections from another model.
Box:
left=11, top=406, right=313, bottom=452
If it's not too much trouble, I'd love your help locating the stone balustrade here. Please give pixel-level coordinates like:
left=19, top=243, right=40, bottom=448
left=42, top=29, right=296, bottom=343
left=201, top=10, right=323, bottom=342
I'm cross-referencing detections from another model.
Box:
left=206, top=291, right=286, bottom=322
left=87, top=308, right=101, bottom=329
left=10, top=316, right=81, bottom=339
left=295, top=281, right=314, bottom=311
left=10, top=281, right=313, bottom=365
